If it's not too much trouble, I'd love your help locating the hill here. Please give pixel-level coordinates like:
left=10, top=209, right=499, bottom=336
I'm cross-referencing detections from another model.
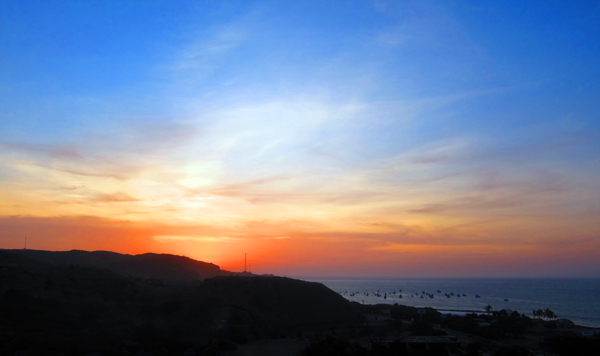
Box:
left=197, top=276, right=362, bottom=336
left=0, top=249, right=363, bottom=355
left=2, top=249, right=227, bottom=281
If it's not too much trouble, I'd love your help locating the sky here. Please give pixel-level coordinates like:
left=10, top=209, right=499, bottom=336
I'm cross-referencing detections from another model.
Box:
left=1, top=0, right=599, bottom=278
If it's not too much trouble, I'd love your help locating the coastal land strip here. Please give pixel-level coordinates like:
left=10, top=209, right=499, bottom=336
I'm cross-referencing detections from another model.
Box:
left=1, top=249, right=599, bottom=356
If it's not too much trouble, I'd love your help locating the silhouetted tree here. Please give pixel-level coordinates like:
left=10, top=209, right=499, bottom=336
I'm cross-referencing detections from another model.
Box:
left=545, top=308, right=556, bottom=320
left=536, top=309, right=544, bottom=319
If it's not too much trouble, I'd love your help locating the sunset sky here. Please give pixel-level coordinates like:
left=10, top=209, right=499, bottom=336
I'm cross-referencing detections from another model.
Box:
left=1, top=0, right=599, bottom=277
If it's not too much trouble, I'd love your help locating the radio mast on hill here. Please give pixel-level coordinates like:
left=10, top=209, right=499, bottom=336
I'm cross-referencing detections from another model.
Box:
left=244, top=253, right=247, bottom=273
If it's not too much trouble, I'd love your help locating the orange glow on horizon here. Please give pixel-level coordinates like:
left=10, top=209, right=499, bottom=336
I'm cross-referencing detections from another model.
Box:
left=1, top=212, right=599, bottom=278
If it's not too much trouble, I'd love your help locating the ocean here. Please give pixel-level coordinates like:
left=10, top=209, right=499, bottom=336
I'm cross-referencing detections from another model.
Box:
left=307, top=278, right=600, bottom=328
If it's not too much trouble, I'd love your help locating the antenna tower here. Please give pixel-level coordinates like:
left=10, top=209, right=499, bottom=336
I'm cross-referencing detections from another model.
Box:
left=244, top=253, right=247, bottom=272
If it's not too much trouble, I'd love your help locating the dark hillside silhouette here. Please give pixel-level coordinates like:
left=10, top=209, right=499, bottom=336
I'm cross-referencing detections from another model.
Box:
left=197, top=276, right=362, bottom=336
left=4, top=249, right=226, bottom=281
left=0, top=249, right=362, bottom=355
left=1, top=249, right=598, bottom=356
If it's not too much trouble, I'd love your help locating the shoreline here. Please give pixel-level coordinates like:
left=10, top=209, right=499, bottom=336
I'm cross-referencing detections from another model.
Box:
left=346, top=298, right=600, bottom=329
left=317, top=277, right=600, bottom=330
left=363, top=302, right=600, bottom=330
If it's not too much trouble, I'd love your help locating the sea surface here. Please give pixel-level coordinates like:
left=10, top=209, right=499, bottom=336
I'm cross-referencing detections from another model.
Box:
left=307, top=278, right=600, bottom=328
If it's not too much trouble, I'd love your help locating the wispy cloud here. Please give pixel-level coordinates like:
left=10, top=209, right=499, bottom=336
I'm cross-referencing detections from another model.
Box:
left=0, top=141, right=82, bottom=160
left=170, top=9, right=261, bottom=83
left=153, top=235, right=240, bottom=243
left=88, top=192, right=141, bottom=203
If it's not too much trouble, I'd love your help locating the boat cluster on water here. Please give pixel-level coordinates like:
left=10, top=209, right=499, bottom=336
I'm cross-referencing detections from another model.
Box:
left=343, top=289, right=402, bottom=299
left=340, top=289, right=489, bottom=300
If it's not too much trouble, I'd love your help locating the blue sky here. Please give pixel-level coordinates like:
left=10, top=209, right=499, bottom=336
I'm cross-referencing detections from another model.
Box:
left=1, top=0, right=599, bottom=276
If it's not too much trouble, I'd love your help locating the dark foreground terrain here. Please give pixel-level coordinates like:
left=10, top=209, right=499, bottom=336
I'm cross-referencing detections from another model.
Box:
left=1, top=249, right=599, bottom=356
